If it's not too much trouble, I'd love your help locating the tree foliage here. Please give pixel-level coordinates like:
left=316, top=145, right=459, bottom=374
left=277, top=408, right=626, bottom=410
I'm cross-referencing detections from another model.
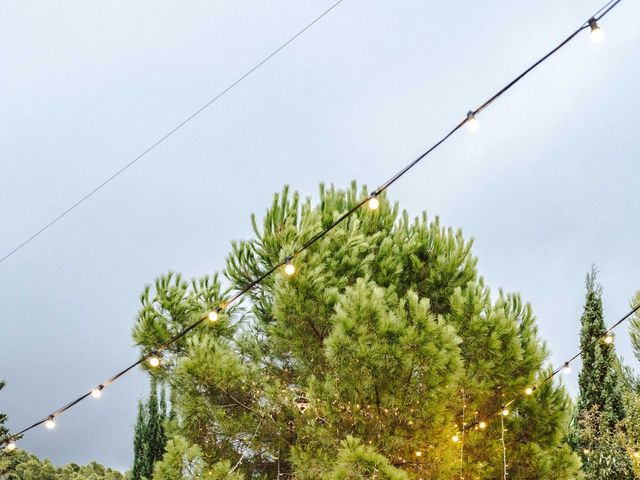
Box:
left=131, top=380, right=167, bottom=480
left=0, top=450, right=125, bottom=479
left=0, top=381, right=9, bottom=445
left=132, top=183, right=580, bottom=479
left=569, top=269, right=634, bottom=479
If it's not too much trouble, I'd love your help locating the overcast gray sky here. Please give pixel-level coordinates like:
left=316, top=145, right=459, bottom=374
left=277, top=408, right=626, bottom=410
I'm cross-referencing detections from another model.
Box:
left=1, top=0, right=639, bottom=471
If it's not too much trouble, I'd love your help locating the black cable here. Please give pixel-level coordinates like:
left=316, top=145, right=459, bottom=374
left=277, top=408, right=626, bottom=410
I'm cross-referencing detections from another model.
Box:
left=462, top=303, right=640, bottom=432
left=0, top=0, right=628, bottom=448
left=0, top=0, right=346, bottom=267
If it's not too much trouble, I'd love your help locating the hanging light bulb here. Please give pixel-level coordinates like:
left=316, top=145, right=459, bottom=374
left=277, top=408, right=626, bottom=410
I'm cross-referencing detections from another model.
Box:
left=466, top=111, right=479, bottom=132
left=45, top=416, right=56, bottom=429
left=208, top=308, right=221, bottom=322
left=525, top=387, right=534, bottom=396
left=283, top=257, right=296, bottom=277
left=452, top=434, right=460, bottom=443
left=603, top=333, right=614, bottom=344
left=148, top=354, right=161, bottom=368
left=368, top=194, right=380, bottom=211
left=562, top=362, right=571, bottom=375
left=91, top=385, right=103, bottom=398
left=5, top=441, right=16, bottom=452
left=501, top=408, right=509, bottom=417
left=589, top=18, right=603, bottom=43
left=479, top=421, right=487, bottom=429
left=414, top=450, right=422, bottom=457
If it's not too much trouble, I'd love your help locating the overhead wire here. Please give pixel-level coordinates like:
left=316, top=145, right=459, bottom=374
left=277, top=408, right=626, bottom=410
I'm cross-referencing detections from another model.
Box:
left=0, top=0, right=346, bottom=267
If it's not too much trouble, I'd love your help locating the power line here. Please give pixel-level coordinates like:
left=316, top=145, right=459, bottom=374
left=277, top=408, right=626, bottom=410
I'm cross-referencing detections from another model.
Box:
left=0, top=0, right=346, bottom=267
left=0, top=0, right=628, bottom=450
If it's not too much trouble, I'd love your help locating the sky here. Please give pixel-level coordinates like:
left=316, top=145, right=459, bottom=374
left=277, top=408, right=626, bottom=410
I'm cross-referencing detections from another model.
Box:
left=1, top=0, right=639, bottom=472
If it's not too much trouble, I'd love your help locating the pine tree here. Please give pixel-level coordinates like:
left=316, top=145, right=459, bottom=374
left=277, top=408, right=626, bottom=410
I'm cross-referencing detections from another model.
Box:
left=133, top=183, right=581, bottom=479
left=570, top=268, right=633, bottom=478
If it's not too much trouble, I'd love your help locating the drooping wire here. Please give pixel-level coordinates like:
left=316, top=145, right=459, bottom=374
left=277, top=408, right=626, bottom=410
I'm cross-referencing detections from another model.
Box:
left=0, top=0, right=628, bottom=448
left=0, top=0, right=346, bottom=267
left=462, top=303, right=640, bottom=435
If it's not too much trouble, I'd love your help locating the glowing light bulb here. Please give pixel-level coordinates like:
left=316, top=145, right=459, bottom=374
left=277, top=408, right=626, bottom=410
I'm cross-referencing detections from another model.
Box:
left=525, top=387, right=533, bottom=395
left=148, top=355, right=160, bottom=368
left=283, top=258, right=296, bottom=277
left=603, top=334, right=613, bottom=344
left=466, top=111, right=479, bottom=132
left=5, top=441, right=16, bottom=452
left=208, top=309, right=220, bottom=322
left=589, top=18, right=603, bottom=43
left=45, top=417, right=56, bottom=429
left=583, top=448, right=591, bottom=455
left=368, top=195, right=380, bottom=211
left=415, top=451, right=422, bottom=457
left=563, top=362, right=571, bottom=375
left=479, top=421, right=487, bottom=429
left=91, top=386, right=103, bottom=398
left=502, top=408, right=509, bottom=417
left=452, top=434, right=460, bottom=443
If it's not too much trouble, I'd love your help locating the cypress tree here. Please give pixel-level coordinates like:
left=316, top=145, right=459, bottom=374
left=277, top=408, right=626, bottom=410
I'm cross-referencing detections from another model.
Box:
left=571, top=267, right=631, bottom=478
left=132, top=380, right=167, bottom=479
left=132, top=400, right=147, bottom=480
left=144, top=379, right=162, bottom=477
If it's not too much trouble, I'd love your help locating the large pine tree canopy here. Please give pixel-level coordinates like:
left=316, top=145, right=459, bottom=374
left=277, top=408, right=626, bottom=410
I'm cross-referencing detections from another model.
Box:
left=132, top=183, right=580, bottom=479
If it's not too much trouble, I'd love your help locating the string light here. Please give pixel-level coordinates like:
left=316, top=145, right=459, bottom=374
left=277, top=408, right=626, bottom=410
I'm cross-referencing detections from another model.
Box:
left=465, top=111, right=479, bottom=132
left=5, top=441, right=16, bottom=452
left=525, top=387, right=534, bottom=395
left=368, top=194, right=380, bottom=211
left=452, top=434, right=460, bottom=443
left=148, top=354, right=161, bottom=368
left=501, top=407, right=508, bottom=480
left=603, top=333, right=614, bottom=344
left=45, top=416, right=56, bottom=429
left=589, top=18, right=604, bottom=43
left=0, top=0, right=629, bottom=450
left=562, top=362, right=572, bottom=375
left=479, top=421, right=487, bottom=429
left=91, top=385, right=103, bottom=398
left=283, top=257, right=296, bottom=277
left=415, top=450, right=422, bottom=458
left=501, top=407, right=509, bottom=417
left=208, top=308, right=221, bottom=322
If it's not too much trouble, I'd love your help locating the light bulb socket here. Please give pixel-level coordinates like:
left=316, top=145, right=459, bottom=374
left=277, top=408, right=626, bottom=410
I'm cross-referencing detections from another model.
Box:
left=467, top=111, right=476, bottom=120
left=589, top=18, right=599, bottom=31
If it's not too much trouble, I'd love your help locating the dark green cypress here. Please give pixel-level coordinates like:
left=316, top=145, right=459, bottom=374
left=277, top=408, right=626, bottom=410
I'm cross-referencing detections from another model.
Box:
left=132, top=380, right=167, bottom=479
left=131, top=400, right=147, bottom=480
left=572, top=267, right=631, bottom=478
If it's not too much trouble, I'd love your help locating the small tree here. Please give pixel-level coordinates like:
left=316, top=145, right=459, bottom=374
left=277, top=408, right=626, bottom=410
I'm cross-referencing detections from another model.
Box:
left=132, top=379, right=168, bottom=479
left=570, top=268, right=633, bottom=478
